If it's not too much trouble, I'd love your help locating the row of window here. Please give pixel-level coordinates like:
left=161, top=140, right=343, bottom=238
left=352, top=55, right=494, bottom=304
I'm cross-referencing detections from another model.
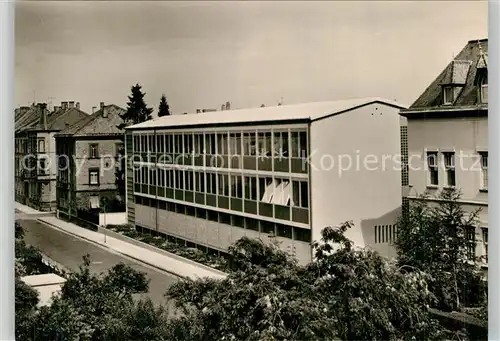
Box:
left=133, top=167, right=309, bottom=208
left=133, top=130, right=308, bottom=158
left=135, top=195, right=312, bottom=242
left=426, top=151, right=488, bottom=189
left=88, top=142, right=124, bottom=159
left=15, top=138, right=45, bottom=154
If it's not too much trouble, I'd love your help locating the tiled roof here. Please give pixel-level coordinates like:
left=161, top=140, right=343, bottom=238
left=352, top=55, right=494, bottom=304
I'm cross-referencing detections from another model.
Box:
left=404, top=39, right=488, bottom=112
left=56, top=104, right=126, bottom=137
left=15, top=105, right=90, bottom=134
left=127, top=97, right=407, bottom=130
left=15, top=105, right=47, bottom=133
left=30, top=107, right=89, bottom=132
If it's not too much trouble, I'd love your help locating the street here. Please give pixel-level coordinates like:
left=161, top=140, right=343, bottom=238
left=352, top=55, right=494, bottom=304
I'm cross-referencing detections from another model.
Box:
left=18, top=218, right=181, bottom=310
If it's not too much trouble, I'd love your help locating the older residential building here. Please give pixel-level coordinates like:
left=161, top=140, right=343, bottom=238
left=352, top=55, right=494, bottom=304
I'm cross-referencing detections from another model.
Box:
left=125, top=97, right=406, bottom=265
left=400, top=39, right=488, bottom=266
left=15, top=101, right=88, bottom=211
left=55, top=102, right=126, bottom=224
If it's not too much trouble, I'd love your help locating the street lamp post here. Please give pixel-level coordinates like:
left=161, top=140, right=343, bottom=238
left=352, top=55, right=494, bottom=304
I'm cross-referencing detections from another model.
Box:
left=101, top=197, right=108, bottom=243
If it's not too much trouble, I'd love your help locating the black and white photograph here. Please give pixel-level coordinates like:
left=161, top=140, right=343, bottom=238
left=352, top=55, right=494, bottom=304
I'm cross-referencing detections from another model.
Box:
left=12, top=1, right=488, bottom=340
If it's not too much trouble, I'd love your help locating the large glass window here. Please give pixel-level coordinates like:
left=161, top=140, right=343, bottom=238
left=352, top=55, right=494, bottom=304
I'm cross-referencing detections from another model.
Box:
left=185, top=170, right=194, bottom=191
left=166, top=169, right=174, bottom=188
left=158, top=168, right=165, bottom=187
left=291, top=131, right=308, bottom=158
left=218, top=173, right=230, bottom=196
left=184, top=133, right=193, bottom=155
left=244, top=176, right=257, bottom=200
left=230, top=175, right=243, bottom=198
left=292, top=180, right=309, bottom=208
left=273, top=131, right=289, bottom=157
left=195, top=171, right=205, bottom=192
left=217, top=132, right=228, bottom=155
left=149, top=168, right=157, bottom=186
left=257, top=132, right=272, bottom=157
left=205, top=134, right=216, bottom=154
left=166, top=134, right=173, bottom=153
left=229, top=132, right=242, bottom=156
left=258, top=177, right=274, bottom=203
left=194, top=134, right=205, bottom=154
left=206, top=173, right=217, bottom=194
left=175, top=170, right=184, bottom=189
left=174, top=134, right=182, bottom=154
left=243, top=132, right=257, bottom=156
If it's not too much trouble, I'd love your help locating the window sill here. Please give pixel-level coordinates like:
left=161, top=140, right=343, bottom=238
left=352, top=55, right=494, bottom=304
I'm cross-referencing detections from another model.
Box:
left=479, top=188, right=488, bottom=193
left=443, top=186, right=456, bottom=190
left=426, top=185, right=439, bottom=190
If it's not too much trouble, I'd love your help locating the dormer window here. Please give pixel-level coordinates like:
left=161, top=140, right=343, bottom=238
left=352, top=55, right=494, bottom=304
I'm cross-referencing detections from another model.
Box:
left=479, top=73, right=488, bottom=104
left=443, top=86, right=454, bottom=105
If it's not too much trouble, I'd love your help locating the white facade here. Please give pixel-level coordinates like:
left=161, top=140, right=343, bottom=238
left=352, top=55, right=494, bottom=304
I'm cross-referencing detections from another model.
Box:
left=309, top=102, right=404, bottom=258
left=406, top=116, right=488, bottom=263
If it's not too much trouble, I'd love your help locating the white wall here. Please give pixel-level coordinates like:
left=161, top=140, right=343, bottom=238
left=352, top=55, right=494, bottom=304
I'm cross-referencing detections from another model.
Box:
left=406, top=116, right=488, bottom=263
left=309, top=103, right=403, bottom=254
left=407, top=117, right=488, bottom=206
left=100, top=212, right=128, bottom=226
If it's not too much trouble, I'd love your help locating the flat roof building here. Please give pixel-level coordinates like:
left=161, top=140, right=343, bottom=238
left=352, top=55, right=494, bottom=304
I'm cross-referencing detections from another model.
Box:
left=125, top=97, right=407, bottom=264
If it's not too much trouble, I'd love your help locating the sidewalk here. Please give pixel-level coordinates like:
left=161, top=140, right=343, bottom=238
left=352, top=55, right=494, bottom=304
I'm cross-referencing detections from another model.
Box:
left=15, top=202, right=49, bottom=215
left=15, top=202, right=227, bottom=281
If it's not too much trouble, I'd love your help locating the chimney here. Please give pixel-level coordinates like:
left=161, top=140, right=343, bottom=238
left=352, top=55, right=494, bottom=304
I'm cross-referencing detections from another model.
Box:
left=76, top=102, right=80, bottom=110
left=61, top=101, right=68, bottom=110
left=69, top=101, right=75, bottom=109
left=92, top=106, right=97, bottom=114
left=196, top=109, right=201, bottom=114
left=102, top=108, right=108, bottom=118
left=225, top=101, right=230, bottom=110
left=38, top=104, right=48, bottom=130
left=221, top=104, right=226, bottom=111
left=100, top=102, right=105, bottom=110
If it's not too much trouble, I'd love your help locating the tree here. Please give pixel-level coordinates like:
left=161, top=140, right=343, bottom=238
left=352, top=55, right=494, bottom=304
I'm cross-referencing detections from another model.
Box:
left=158, top=94, right=171, bottom=117
left=18, top=255, right=158, bottom=341
left=118, top=83, right=153, bottom=129
left=164, top=224, right=448, bottom=340
left=395, top=189, right=487, bottom=312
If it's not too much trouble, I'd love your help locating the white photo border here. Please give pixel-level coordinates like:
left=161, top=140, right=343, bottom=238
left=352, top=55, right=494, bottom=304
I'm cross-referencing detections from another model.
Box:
left=1, top=0, right=15, bottom=339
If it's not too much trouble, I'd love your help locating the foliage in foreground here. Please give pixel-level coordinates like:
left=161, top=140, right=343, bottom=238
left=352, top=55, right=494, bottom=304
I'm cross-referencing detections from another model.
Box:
left=16, top=191, right=488, bottom=341
left=165, top=223, right=449, bottom=341
left=395, top=189, right=487, bottom=312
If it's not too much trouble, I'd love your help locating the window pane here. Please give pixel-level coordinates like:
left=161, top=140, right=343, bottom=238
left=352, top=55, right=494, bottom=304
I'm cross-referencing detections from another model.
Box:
left=300, top=181, right=309, bottom=208
left=291, top=132, right=299, bottom=157
left=299, top=131, right=308, bottom=158
left=282, top=132, right=289, bottom=156
left=292, top=181, right=300, bottom=206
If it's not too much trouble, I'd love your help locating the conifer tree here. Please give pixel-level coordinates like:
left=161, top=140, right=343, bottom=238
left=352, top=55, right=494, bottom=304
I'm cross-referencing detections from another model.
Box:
left=118, top=83, right=153, bottom=129
left=158, top=94, right=171, bottom=117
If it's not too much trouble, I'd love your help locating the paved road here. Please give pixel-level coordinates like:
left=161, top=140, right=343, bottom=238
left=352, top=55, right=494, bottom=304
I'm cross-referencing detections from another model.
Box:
left=19, top=218, right=181, bottom=311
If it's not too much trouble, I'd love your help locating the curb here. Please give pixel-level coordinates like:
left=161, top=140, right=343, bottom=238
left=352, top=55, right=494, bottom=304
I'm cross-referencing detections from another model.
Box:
left=99, top=226, right=228, bottom=277
left=36, top=218, right=196, bottom=281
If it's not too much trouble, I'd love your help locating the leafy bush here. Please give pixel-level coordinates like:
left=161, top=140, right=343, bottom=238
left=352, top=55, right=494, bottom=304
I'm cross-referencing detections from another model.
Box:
left=395, top=189, right=487, bottom=312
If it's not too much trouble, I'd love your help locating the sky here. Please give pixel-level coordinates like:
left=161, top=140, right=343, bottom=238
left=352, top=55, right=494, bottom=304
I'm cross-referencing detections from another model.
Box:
left=15, top=1, right=488, bottom=116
